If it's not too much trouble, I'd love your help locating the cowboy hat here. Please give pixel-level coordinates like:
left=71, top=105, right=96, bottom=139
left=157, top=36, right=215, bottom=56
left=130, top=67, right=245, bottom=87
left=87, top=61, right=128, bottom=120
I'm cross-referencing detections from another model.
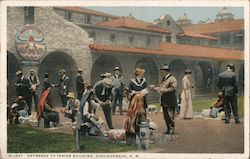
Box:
left=78, top=68, right=83, bottom=72
left=11, top=103, right=18, bottom=109
left=160, top=64, right=170, bottom=71
left=67, top=92, right=76, bottom=99
left=114, top=66, right=120, bottom=71
left=184, top=69, right=192, bottom=74
left=59, top=69, right=66, bottom=75
left=16, top=71, right=23, bottom=76
left=226, top=63, right=235, bottom=71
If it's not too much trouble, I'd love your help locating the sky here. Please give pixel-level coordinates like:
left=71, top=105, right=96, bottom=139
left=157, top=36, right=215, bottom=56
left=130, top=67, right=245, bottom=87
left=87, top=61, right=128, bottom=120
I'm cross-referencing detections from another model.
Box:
left=86, top=7, right=244, bottom=24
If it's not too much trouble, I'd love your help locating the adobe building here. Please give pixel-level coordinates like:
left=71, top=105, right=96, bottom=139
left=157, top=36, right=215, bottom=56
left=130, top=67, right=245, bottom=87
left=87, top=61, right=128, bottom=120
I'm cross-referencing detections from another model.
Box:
left=7, top=7, right=244, bottom=104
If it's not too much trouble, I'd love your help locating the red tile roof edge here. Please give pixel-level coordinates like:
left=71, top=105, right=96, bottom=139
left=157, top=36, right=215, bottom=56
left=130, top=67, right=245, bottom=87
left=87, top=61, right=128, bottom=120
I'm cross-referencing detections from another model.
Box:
left=89, top=43, right=243, bottom=60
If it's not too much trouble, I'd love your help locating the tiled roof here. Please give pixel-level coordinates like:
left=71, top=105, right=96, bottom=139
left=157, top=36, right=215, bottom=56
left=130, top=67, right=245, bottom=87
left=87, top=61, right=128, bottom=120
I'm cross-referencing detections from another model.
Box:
left=97, top=16, right=171, bottom=34
left=54, top=7, right=117, bottom=18
left=178, top=31, right=219, bottom=40
left=89, top=43, right=243, bottom=60
left=159, top=43, right=243, bottom=60
left=182, top=19, right=244, bottom=34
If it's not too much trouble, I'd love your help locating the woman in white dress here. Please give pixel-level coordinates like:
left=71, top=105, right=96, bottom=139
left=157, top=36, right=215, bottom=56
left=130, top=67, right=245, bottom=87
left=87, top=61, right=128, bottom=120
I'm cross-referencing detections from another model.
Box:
left=180, top=69, right=193, bottom=119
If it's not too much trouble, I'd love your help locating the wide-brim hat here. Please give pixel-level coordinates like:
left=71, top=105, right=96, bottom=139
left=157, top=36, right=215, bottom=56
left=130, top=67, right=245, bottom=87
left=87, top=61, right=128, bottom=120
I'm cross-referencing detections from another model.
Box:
left=67, top=92, right=75, bottom=99
left=160, top=64, right=170, bottom=71
left=184, top=69, right=192, bottom=74
left=11, top=103, right=18, bottom=109
left=100, top=73, right=106, bottom=78
left=226, top=63, right=235, bottom=71
left=16, top=71, right=23, bottom=76
left=103, top=77, right=113, bottom=88
left=29, top=69, right=36, bottom=74
left=104, top=72, right=112, bottom=78
left=78, top=68, right=83, bottom=72
left=114, top=67, right=120, bottom=71
left=135, top=68, right=145, bottom=76
left=59, top=69, right=66, bottom=75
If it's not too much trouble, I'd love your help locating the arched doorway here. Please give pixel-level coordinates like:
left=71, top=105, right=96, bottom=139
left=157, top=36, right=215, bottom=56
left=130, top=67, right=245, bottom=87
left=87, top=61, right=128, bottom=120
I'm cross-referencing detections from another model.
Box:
left=38, top=52, right=78, bottom=106
left=7, top=52, right=21, bottom=103
left=135, top=57, right=159, bottom=103
left=169, top=59, right=187, bottom=94
left=91, top=55, right=122, bottom=85
left=194, top=62, right=213, bottom=96
left=239, top=63, right=244, bottom=94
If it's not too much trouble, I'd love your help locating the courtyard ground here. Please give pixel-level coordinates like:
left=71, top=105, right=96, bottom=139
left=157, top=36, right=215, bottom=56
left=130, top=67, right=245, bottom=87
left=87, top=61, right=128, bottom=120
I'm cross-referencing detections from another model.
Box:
left=7, top=97, right=244, bottom=153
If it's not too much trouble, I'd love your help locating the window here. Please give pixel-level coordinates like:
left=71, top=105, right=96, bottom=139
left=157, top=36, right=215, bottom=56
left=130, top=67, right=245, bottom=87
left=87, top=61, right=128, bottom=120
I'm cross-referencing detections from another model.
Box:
left=103, top=17, right=108, bottom=21
left=89, top=31, right=96, bottom=39
left=65, top=11, right=72, bottom=20
left=234, top=33, right=244, bottom=45
left=220, top=33, right=230, bottom=45
left=146, top=38, right=151, bottom=46
left=24, top=7, right=34, bottom=24
left=166, top=20, right=171, bottom=26
left=165, top=36, right=171, bottom=42
left=85, top=15, right=91, bottom=23
left=110, top=34, right=116, bottom=42
left=129, top=36, right=135, bottom=44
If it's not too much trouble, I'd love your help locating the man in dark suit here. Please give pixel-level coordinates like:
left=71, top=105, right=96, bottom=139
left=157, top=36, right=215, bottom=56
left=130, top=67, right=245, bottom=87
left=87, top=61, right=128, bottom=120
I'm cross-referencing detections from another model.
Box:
left=55, top=69, right=69, bottom=107
left=217, top=63, right=240, bottom=124
left=153, top=65, right=177, bottom=135
left=93, top=74, right=114, bottom=129
left=15, top=71, right=31, bottom=115
left=28, top=69, right=40, bottom=112
left=75, top=69, right=84, bottom=100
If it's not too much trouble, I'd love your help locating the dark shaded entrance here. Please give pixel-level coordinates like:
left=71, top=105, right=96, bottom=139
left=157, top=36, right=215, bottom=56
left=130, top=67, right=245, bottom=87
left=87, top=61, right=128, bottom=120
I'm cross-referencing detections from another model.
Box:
left=135, top=57, right=159, bottom=103
left=7, top=52, right=21, bottom=103
left=91, top=55, right=122, bottom=85
left=38, top=52, right=78, bottom=106
left=194, top=62, right=213, bottom=97
left=169, top=59, right=186, bottom=94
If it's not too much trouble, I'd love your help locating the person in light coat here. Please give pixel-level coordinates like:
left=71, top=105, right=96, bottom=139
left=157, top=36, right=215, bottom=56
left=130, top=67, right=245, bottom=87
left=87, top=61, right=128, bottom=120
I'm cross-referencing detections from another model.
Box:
left=179, top=69, right=193, bottom=119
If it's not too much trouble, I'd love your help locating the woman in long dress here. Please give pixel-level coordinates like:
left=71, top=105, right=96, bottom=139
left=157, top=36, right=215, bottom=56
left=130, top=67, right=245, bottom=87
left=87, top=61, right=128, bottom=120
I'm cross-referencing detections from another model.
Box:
left=180, top=69, right=193, bottom=119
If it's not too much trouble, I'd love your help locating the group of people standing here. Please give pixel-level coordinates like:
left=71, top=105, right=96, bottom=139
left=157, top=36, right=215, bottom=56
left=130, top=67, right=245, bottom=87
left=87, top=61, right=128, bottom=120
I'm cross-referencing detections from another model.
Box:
left=10, top=62, right=240, bottom=135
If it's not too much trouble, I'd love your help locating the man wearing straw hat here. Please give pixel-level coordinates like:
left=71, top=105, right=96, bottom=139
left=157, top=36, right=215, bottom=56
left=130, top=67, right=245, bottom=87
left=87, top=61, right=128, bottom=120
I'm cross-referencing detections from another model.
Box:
left=55, top=69, right=69, bottom=107
left=64, top=92, right=80, bottom=122
left=28, top=69, right=40, bottom=112
left=93, top=74, right=114, bottom=129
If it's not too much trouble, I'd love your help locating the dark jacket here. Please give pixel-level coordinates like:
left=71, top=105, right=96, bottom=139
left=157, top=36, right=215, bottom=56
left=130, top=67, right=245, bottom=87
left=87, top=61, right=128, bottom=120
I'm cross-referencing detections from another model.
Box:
left=93, top=81, right=112, bottom=102
left=217, top=70, right=238, bottom=97
left=75, top=73, right=84, bottom=93
left=129, top=78, right=148, bottom=109
left=56, top=75, right=69, bottom=95
left=15, top=76, right=31, bottom=98
left=43, top=78, right=52, bottom=92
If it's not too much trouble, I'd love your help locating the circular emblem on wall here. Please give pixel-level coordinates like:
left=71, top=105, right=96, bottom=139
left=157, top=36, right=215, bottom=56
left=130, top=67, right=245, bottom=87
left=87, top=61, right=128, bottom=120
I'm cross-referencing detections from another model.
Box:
left=15, top=24, right=46, bottom=60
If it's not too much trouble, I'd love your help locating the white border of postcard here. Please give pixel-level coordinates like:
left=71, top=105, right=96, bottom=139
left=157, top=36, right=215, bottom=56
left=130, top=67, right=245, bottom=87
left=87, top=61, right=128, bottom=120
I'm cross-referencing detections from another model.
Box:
left=0, top=0, right=249, bottom=159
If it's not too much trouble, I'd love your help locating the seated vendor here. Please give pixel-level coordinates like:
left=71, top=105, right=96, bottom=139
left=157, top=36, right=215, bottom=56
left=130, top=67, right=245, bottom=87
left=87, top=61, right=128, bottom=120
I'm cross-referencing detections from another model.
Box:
left=79, top=87, right=108, bottom=137
left=9, top=96, right=29, bottom=124
left=37, top=89, right=59, bottom=127
left=210, top=92, right=224, bottom=118
left=63, top=92, right=80, bottom=122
